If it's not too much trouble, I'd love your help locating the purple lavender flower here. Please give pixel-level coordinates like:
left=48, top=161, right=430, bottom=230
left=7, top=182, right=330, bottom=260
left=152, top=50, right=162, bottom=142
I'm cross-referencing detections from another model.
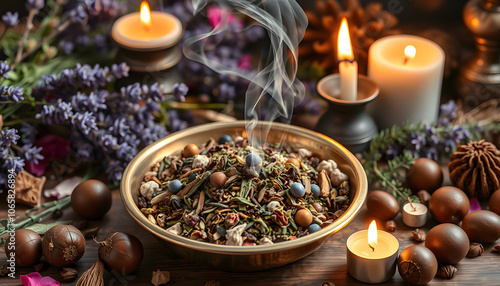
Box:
left=0, top=61, right=12, bottom=78
left=1, top=128, right=20, bottom=147
left=2, top=156, right=25, bottom=173
left=76, top=141, right=94, bottom=161
left=0, top=86, right=24, bottom=102
left=72, top=111, right=98, bottom=135
left=69, top=5, right=88, bottom=24
left=172, top=83, right=188, bottom=102
left=75, top=64, right=96, bottom=87
left=382, top=143, right=400, bottom=160
left=116, top=142, right=136, bottom=161
left=99, top=133, right=118, bottom=153
left=424, top=147, right=438, bottom=161
left=26, top=0, right=44, bottom=11
left=110, top=117, right=130, bottom=137
left=168, top=110, right=188, bottom=132
left=438, top=100, right=458, bottom=126
left=424, top=125, right=440, bottom=145
left=111, top=63, right=129, bottom=79
left=140, top=123, right=168, bottom=145
left=2, top=12, right=19, bottom=28
left=20, top=123, right=37, bottom=145
left=147, top=82, right=163, bottom=101
left=58, top=40, right=74, bottom=54
left=20, top=144, right=44, bottom=164
left=36, top=100, right=73, bottom=125
left=452, top=125, right=471, bottom=142
left=121, top=83, right=142, bottom=101
left=105, top=160, right=124, bottom=181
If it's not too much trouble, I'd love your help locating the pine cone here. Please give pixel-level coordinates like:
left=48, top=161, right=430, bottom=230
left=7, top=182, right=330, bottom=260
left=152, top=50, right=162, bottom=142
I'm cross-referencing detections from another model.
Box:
left=300, top=0, right=400, bottom=76
left=449, top=140, right=500, bottom=198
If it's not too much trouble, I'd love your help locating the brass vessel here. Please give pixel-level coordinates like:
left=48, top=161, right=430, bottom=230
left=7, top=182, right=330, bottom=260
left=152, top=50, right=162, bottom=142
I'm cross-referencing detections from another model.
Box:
left=120, top=121, right=368, bottom=271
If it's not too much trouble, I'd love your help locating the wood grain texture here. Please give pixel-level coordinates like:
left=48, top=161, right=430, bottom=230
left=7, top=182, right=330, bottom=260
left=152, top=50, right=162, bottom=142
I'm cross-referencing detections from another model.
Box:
left=1, top=188, right=499, bottom=286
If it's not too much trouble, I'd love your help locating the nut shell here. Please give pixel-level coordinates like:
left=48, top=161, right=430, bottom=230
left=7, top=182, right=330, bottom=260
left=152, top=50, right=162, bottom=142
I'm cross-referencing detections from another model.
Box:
left=98, top=232, right=144, bottom=275
left=366, top=190, right=399, bottom=221
left=429, top=186, right=469, bottom=223
left=4, top=229, right=42, bottom=267
left=449, top=140, right=500, bottom=198
left=425, top=223, right=469, bottom=265
left=461, top=210, right=500, bottom=243
left=398, top=245, right=438, bottom=285
left=71, top=179, right=112, bottom=220
left=42, top=225, right=85, bottom=268
left=490, top=189, right=500, bottom=216
left=406, top=158, right=443, bottom=193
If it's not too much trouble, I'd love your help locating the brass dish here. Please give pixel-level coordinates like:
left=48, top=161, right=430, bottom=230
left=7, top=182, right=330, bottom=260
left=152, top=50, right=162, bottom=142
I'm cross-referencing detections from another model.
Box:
left=120, top=121, right=368, bottom=271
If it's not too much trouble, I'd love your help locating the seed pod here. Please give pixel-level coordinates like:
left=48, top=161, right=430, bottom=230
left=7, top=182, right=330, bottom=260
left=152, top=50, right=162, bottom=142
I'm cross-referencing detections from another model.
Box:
left=42, top=225, right=85, bottom=268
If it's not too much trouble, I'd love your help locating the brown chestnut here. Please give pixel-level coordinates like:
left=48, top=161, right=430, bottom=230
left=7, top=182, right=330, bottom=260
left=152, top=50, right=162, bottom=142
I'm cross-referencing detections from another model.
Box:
left=398, top=245, right=438, bottom=285
left=210, top=172, right=227, bottom=188
left=462, top=210, right=500, bottom=243
left=98, top=232, right=144, bottom=275
left=406, top=158, right=443, bottom=193
left=71, top=179, right=112, bottom=220
left=4, top=229, right=42, bottom=267
left=429, top=186, right=469, bottom=223
left=490, top=189, right=500, bottom=216
left=42, top=225, right=85, bottom=267
left=183, top=144, right=199, bottom=158
left=366, top=190, right=399, bottom=221
left=425, top=223, right=469, bottom=265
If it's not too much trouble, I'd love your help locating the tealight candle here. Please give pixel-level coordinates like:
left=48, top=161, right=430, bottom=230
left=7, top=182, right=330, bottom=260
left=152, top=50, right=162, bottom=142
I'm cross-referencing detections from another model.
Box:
left=337, top=17, right=357, bottom=101
left=402, top=199, right=428, bottom=228
left=346, top=221, right=399, bottom=284
left=111, top=1, right=182, bottom=51
left=367, top=35, right=444, bottom=130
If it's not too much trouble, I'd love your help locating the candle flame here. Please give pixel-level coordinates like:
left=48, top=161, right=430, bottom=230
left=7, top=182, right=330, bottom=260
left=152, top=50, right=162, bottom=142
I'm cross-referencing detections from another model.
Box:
left=404, top=45, right=416, bottom=65
left=368, top=220, right=377, bottom=251
left=140, top=1, right=151, bottom=28
left=337, top=17, right=354, bottom=61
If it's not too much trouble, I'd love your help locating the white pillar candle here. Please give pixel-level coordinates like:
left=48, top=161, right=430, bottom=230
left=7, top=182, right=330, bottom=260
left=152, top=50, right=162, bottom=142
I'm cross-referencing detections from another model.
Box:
left=367, top=35, right=444, bottom=130
left=402, top=202, right=428, bottom=228
left=338, top=17, right=358, bottom=101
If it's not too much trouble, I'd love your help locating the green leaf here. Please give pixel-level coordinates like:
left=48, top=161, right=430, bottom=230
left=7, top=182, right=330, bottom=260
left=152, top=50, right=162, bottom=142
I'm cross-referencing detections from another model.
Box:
left=26, top=220, right=71, bottom=235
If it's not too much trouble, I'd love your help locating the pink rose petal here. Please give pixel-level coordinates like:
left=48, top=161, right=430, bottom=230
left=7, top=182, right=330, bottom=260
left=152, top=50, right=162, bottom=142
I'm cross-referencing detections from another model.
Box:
left=468, top=197, right=481, bottom=213
left=20, top=272, right=59, bottom=286
left=25, top=135, right=70, bottom=176
left=208, top=6, right=235, bottom=28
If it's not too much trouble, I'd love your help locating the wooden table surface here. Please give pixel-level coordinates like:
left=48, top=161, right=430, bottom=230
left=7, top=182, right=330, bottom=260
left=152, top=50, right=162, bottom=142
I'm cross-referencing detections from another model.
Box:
left=1, top=184, right=500, bottom=286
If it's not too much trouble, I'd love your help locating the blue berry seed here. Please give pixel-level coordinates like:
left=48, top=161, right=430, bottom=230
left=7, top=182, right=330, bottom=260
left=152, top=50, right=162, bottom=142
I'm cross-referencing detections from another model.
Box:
left=245, top=153, right=261, bottom=167
left=308, top=223, right=322, bottom=233
left=290, top=182, right=305, bottom=198
left=216, top=226, right=226, bottom=236
left=188, top=172, right=198, bottom=183
left=219, top=134, right=233, bottom=144
left=311, top=184, right=321, bottom=197
left=169, top=179, right=183, bottom=194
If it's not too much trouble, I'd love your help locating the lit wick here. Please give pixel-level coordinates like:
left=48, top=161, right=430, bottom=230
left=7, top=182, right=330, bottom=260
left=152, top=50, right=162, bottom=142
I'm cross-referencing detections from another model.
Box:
left=408, top=197, right=416, bottom=211
left=403, top=45, right=416, bottom=65
left=368, top=220, right=377, bottom=252
left=140, top=1, right=151, bottom=31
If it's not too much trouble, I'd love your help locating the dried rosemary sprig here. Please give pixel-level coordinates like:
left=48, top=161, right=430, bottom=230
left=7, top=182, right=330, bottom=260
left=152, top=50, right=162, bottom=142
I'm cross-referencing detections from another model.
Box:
left=76, top=260, right=104, bottom=286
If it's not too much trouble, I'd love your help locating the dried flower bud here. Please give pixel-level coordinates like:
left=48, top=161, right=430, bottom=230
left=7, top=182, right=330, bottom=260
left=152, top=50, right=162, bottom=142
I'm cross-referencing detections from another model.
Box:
left=417, top=190, right=431, bottom=205
left=151, top=269, right=170, bottom=286
left=412, top=229, right=426, bottom=242
left=438, top=265, right=457, bottom=279
left=385, top=220, right=396, bottom=232
left=61, top=268, right=78, bottom=281
left=33, top=263, right=44, bottom=272
left=322, top=281, right=336, bottom=286
left=467, top=242, right=484, bottom=258
left=270, top=209, right=289, bottom=226
left=205, top=280, right=221, bottom=286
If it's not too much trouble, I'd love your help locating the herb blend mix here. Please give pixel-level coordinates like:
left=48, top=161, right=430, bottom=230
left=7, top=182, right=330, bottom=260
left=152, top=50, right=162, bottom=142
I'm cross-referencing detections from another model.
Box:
left=137, top=135, right=352, bottom=246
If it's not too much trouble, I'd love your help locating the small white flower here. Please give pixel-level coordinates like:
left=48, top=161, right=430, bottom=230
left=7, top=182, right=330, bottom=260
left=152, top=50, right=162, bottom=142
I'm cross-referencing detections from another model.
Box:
left=257, top=237, right=274, bottom=245
left=140, top=181, right=160, bottom=200
left=225, top=223, right=247, bottom=246
left=316, top=159, right=338, bottom=173
left=166, top=222, right=183, bottom=235
left=266, top=201, right=281, bottom=212
left=192, top=154, right=210, bottom=169
left=273, top=153, right=287, bottom=165
left=330, top=168, right=348, bottom=186
left=297, top=148, right=312, bottom=158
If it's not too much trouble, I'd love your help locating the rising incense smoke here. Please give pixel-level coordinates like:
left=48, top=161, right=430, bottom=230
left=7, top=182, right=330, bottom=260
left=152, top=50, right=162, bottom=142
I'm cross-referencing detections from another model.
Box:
left=184, top=0, right=307, bottom=147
